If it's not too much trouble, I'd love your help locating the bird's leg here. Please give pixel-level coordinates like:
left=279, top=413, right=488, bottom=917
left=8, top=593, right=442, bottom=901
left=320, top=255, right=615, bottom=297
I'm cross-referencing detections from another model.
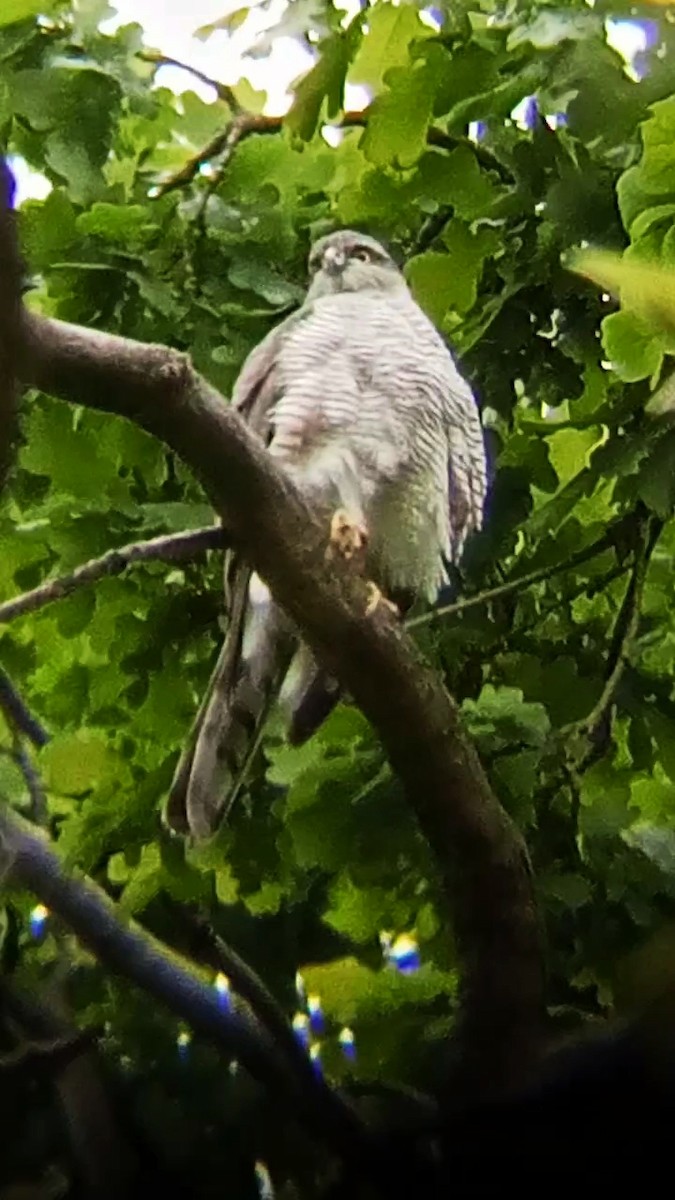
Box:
left=326, top=510, right=399, bottom=619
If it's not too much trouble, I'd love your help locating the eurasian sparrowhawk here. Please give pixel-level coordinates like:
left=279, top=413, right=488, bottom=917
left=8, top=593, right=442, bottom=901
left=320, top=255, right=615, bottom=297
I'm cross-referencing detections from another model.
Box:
left=166, top=230, right=487, bottom=839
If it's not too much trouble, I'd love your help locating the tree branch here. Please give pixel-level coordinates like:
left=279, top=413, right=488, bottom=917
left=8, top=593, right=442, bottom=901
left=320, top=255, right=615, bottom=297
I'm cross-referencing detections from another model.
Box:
left=0, top=668, right=50, bottom=748
left=9, top=740, right=48, bottom=824
left=0, top=805, right=382, bottom=1176
left=154, top=110, right=285, bottom=198
left=151, top=103, right=511, bottom=199
left=139, top=50, right=244, bottom=111
left=406, top=524, right=624, bottom=633
left=563, top=514, right=661, bottom=772
left=0, top=525, right=226, bottom=625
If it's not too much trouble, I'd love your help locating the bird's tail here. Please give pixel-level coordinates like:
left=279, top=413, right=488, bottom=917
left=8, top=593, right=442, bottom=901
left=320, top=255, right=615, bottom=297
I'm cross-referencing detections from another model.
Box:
left=165, top=575, right=294, bottom=840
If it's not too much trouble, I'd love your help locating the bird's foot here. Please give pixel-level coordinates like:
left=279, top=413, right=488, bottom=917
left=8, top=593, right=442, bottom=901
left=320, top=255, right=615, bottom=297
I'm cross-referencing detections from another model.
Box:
left=365, top=582, right=400, bottom=619
left=326, top=509, right=369, bottom=563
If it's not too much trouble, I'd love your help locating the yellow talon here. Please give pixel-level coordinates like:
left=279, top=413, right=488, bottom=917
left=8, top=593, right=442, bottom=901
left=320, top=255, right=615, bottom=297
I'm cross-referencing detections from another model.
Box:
left=327, top=509, right=368, bottom=562
left=365, top=582, right=399, bottom=618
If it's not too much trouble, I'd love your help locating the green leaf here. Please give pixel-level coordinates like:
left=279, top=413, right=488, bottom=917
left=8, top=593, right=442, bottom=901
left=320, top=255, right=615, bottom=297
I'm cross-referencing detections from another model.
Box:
left=195, top=8, right=249, bottom=38
left=602, top=310, right=664, bottom=383
left=0, top=0, right=54, bottom=27
left=619, top=96, right=675, bottom=231
left=41, top=730, right=115, bottom=795
left=361, top=60, right=436, bottom=168
left=579, top=762, right=634, bottom=839
left=406, top=223, right=498, bottom=322
left=416, top=146, right=497, bottom=220
left=20, top=400, right=109, bottom=499
left=462, top=685, right=550, bottom=754
left=539, top=872, right=592, bottom=912
left=119, top=843, right=163, bottom=917
left=19, top=189, right=78, bottom=271
left=301, top=957, right=454, bottom=1025
left=227, top=258, right=303, bottom=306
left=77, top=203, right=158, bottom=246
left=348, top=3, right=433, bottom=93
left=287, top=25, right=361, bottom=141
left=573, top=248, right=675, bottom=343
left=324, top=872, right=402, bottom=943
left=547, top=427, right=603, bottom=488
left=215, top=862, right=239, bottom=906
left=508, top=9, right=598, bottom=51
left=11, top=68, right=122, bottom=203
left=243, top=881, right=285, bottom=916
left=635, top=429, right=675, bottom=517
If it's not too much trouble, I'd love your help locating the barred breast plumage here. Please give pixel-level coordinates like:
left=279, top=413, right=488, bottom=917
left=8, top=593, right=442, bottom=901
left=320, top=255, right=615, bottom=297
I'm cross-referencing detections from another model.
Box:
left=165, top=230, right=487, bottom=841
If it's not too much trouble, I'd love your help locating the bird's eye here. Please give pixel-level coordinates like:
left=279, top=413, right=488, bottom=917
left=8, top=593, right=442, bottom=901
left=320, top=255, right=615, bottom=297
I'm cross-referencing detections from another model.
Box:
left=352, top=248, right=371, bottom=263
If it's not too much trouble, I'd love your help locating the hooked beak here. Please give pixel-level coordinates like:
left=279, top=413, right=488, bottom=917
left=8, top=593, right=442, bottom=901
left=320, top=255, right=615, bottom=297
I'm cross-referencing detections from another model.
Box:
left=322, top=245, right=346, bottom=274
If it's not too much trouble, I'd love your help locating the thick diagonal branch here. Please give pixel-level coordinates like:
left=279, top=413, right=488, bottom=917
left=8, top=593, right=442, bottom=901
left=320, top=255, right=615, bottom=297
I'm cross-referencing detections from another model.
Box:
left=14, top=308, right=544, bottom=1098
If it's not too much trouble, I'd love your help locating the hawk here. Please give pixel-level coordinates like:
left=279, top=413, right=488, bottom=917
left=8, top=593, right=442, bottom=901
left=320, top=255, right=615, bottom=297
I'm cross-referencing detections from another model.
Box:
left=166, top=230, right=487, bottom=839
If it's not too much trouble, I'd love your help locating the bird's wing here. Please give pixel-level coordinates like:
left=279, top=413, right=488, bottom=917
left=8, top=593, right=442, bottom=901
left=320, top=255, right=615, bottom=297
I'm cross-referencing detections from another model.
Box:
left=443, top=357, right=488, bottom=565
left=163, top=311, right=305, bottom=836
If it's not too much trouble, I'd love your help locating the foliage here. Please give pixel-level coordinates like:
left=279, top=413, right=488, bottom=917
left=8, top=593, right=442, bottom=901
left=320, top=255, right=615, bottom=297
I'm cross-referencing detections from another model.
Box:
left=2, top=0, right=675, bottom=1192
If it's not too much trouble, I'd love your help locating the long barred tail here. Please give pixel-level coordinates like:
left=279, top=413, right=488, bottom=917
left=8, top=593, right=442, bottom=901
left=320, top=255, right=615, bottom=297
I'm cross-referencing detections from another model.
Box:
left=164, top=576, right=294, bottom=840
left=165, top=577, right=357, bottom=840
left=188, top=592, right=295, bottom=839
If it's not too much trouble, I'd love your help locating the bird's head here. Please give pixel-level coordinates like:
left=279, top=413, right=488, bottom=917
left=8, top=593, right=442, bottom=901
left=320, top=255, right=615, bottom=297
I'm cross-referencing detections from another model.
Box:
left=306, top=230, right=404, bottom=299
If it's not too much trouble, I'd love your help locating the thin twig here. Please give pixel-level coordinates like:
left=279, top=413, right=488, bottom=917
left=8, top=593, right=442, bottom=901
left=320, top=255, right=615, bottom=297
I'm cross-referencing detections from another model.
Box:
left=11, top=740, right=48, bottom=824
left=563, top=516, right=662, bottom=771
left=406, top=526, right=621, bottom=633
left=587, top=520, right=659, bottom=737
left=0, top=525, right=226, bottom=625
left=154, top=111, right=283, bottom=198
left=139, top=50, right=243, bottom=111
